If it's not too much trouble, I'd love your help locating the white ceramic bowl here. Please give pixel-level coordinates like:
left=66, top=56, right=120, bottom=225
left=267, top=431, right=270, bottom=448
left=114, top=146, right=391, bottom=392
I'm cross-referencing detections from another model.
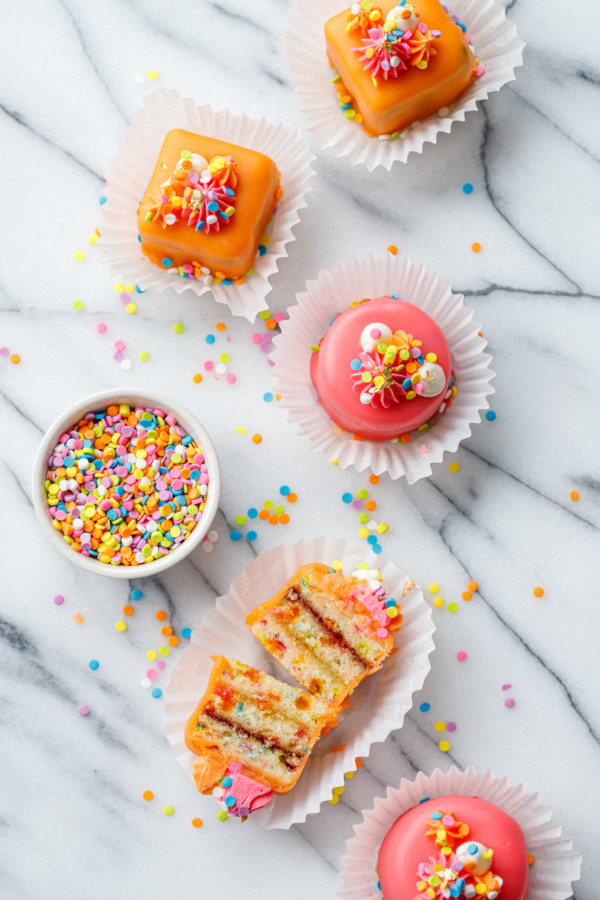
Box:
left=32, top=388, right=221, bottom=579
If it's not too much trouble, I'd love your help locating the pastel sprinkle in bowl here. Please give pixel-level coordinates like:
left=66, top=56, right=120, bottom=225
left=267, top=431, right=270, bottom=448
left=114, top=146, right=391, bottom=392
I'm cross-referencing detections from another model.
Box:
left=32, top=388, right=221, bottom=579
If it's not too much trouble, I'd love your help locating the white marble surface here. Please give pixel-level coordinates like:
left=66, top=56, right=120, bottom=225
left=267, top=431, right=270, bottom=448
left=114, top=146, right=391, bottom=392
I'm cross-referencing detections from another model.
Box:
left=0, top=0, right=598, bottom=898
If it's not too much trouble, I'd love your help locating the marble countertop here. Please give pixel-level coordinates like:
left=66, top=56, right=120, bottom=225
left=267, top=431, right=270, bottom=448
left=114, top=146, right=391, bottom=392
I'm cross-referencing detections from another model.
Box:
left=1, top=0, right=598, bottom=897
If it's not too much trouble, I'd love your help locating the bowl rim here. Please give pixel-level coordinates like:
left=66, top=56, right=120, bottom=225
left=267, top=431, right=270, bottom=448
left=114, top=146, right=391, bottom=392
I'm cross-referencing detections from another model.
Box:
left=31, top=387, right=221, bottom=579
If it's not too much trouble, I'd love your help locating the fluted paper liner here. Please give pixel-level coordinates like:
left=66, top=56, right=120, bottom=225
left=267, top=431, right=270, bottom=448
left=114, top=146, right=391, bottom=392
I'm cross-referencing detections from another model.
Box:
left=283, top=0, right=524, bottom=170
left=338, top=766, right=581, bottom=900
left=100, top=87, right=315, bottom=320
left=271, top=253, right=494, bottom=482
left=164, top=537, right=434, bottom=829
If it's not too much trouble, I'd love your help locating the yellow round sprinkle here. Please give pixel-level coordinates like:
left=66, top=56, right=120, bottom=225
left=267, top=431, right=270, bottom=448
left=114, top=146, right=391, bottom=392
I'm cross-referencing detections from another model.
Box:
left=331, top=560, right=343, bottom=571
left=428, top=584, right=439, bottom=594
left=358, top=528, right=369, bottom=539
left=439, top=740, right=450, bottom=752
left=333, top=786, right=344, bottom=795
left=148, top=69, right=159, bottom=80
left=74, top=251, right=85, bottom=262
left=344, top=771, right=355, bottom=779
left=433, top=597, right=444, bottom=608
left=448, top=602, right=458, bottom=613
left=115, top=621, right=127, bottom=632
left=448, top=462, right=460, bottom=473
left=425, top=353, right=437, bottom=363
left=329, top=795, right=339, bottom=805
left=73, top=300, right=84, bottom=311
left=435, top=721, right=446, bottom=732
left=126, top=303, right=137, bottom=314
left=147, top=650, right=157, bottom=660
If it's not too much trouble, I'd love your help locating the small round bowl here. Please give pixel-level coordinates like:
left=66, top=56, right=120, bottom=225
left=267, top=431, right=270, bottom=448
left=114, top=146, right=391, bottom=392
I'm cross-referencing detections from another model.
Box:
left=32, top=388, right=221, bottom=579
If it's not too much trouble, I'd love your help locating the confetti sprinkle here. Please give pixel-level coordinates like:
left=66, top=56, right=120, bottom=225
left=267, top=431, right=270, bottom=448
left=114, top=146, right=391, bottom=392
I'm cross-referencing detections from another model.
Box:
left=96, top=323, right=107, bottom=334
left=53, top=594, right=64, bottom=606
left=447, top=602, right=458, bottom=612
left=73, top=300, right=84, bottom=311
left=420, top=702, right=430, bottom=713
left=132, top=589, right=143, bottom=601
left=446, top=722, right=457, bottom=732
left=89, top=660, right=99, bottom=670
left=485, top=410, right=496, bottom=421
left=115, top=621, right=127, bottom=632
left=193, top=373, right=203, bottom=383
left=192, top=818, right=203, bottom=828
left=467, top=581, right=478, bottom=591
left=457, top=651, right=467, bottom=662
left=78, top=705, right=90, bottom=716
left=533, top=586, right=544, bottom=598
left=387, top=244, right=398, bottom=255
left=471, top=242, right=481, bottom=253
left=173, top=323, right=184, bottom=334
left=570, top=490, right=579, bottom=501
left=434, top=721, right=446, bottom=732
left=143, top=790, right=154, bottom=801
left=462, top=591, right=472, bottom=601
left=148, top=70, right=159, bottom=81
left=448, top=462, right=460, bottom=473
left=252, top=434, right=262, bottom=444
left=433, top=597, right=444, bottom=608
left=73, top=613, right=84, bottom=626
left=162, top=804, right=174, bottom=816
left=9, top=353, right=20, bottom=365
left=428, top=584, right=439, bottom=594
left=462, top=183, right=473, bottom=194
left=74, top=251, right=85, bottom=262
left=504, top=698, right=516, bottom=709
left=439, top=740, right=450, bottom=752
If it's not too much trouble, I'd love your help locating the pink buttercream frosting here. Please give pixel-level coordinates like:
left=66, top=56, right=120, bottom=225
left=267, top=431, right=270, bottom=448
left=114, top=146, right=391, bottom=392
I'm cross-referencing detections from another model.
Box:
left=222, top=764, right=273, bottom=818
left=351, top=582, right=388, bottom=626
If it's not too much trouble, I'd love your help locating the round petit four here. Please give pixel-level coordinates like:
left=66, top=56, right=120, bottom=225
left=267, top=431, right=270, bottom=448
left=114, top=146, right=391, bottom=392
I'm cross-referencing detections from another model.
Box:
left=310, top=295, right=455, bottom=441
left=378, top=795, right=529, bottom=900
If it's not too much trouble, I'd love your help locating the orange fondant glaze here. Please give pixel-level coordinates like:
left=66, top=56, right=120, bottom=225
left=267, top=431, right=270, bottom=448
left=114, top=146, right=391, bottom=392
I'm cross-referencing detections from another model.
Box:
left=325, top=0, right=477, bottom=136
left=138, top=129, right=280, bottom=279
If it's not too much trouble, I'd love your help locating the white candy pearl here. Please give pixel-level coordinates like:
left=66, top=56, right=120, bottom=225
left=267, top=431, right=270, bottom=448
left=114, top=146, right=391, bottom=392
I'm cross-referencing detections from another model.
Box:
left=360, top=322, right=393, bottom=352
left=385, top=4, right=419, bottom=32
left=416, top=361, right=447, bottom=397
left=456, top=841, right=494, bottom=876
left=190, top=153, right=208, bottom=173
left=360, top=391, right=373, bottom=405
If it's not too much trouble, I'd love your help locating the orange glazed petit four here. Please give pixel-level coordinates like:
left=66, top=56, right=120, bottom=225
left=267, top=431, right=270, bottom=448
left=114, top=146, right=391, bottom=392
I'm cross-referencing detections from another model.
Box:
left=138, top=129, right=281, bottom=283
left=325, top=0, right=482, bottom=136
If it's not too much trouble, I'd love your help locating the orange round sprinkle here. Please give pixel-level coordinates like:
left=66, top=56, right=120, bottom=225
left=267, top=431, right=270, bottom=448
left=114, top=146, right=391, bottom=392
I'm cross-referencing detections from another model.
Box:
left=400, top=433, right=411, bottom=444
left=215, top=322, right=226, bottom=332
left=355, top=758, right=363, bottom=769
left=471, top=242, right=482, bottom=253
left=369, top=474, right=380, bottom=485
left=142, top=790, right=154, bottom=801
left=192, top=817, right=203, bottom=828
left=287, top=493, right=297, bottom=503
left=467, top=580, right=478, bottom=591
left=570, top=490, right=579, bottom=501
left=259, top=509, right=269, bottom=520
left=252, top=434, right=262, bottom=444
left=123, top=604, right=134, bottom=616
left=155, top=610, right=167, bottom=622
left=280, top=513, right=290, bottom=524
left=269, top=514, right=279, bottom=524
left=533, top=586, right=544, bottom=598
left=192, top=373, right=203, bottom=384
left=527, top=854, right=535, bottom=866
left=387, top=245, right=398, bottom=255
left=168, top=636, right=179, bottom=647
left=365, top=500, right=376, bottom=511
left=161, top=625, right=173, bottom=636
left=265, top=318, right=277, bottom=330
left=73, top=613, right=84, bottom=626
left=9, top=353, right=20, bottom=364
left=462, top=591, right=472, bottom=602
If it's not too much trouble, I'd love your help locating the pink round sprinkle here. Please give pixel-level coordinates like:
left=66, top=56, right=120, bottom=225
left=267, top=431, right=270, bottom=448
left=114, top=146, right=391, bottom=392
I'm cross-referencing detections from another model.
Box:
left=446, top=722, right=457, bottom=732
left=502, top=683, right=512, bottom=691
left=53, top=594, right=64, bottom=605
left=0, top=346, right=9, bottom=357
left=78, top=705, right=90, bottom=716
left=504, top=698, right=516, bottom=709
left=274, top=313, right=285, bottom=323
left=120, top=292, right=129, bottom=303
left=251, top=333, right=262, bottom=344
left=442, top=814, right=455, bottom=825
left=204, top=361, right=214, bottom=371
left=156, top=660, right=166, bottom=671
left=147, top=669, right=157, bottom=680
left=456, top=651, right=467, bottom=662
left=475, top=65, right=485, bottom=76
left=370, top=328, right=381, bottom=339
left=376, top=627, right=388, bottom=638
left=115, top=340, right=126, bottom=351
left=96, top=323, right=107, bottom=334
left=226, top=373, right=236, bottom=384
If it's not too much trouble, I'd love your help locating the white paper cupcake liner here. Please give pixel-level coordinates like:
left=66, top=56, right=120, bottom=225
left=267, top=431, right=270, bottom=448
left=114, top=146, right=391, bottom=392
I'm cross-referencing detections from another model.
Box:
left=338, top=766, right=581, bottom=900
left=164, top=537, right=434, bottom=829
left=100, top=87, right=315, bottom=321
left=283, top=0, right=524, bottom=170
left=271, top=252, right=494, bottom=482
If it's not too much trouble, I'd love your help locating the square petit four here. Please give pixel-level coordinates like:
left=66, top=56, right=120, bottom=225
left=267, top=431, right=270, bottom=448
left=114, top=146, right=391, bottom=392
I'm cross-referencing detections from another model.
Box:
left=138, top=128, right=281, bottom=282
left=325, top=0, right=479, bottom=136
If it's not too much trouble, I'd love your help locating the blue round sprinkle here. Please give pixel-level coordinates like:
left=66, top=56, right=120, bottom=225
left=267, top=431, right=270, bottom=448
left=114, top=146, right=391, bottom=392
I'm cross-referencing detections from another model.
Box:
left=161, top=258, right=172, bottom=267
left=207, top=201, right=219, bottom=212
left=420, top=702, right=431, bottom=713
left=385, top=599, right=396, bottom=607
left=99, top=195, right=107, bottom=205
left=367, top=535, right=378, bottom=545
left=342, top=493, right=353, bottom=504
left=222, top=776, right=233, bottom=788
left=131, top=589, right=143, bottom=601
left=486, top=410, right=497, bottom=421
left=402, top=378, right=412, bottom=390
left=230, top=530, right=242, bottom=542
left=181, top=627, right=192, bottom=639
left=468, top=843, right=478, bottom=854
left=258, top=245, right=267, bottom=256
left=247, top=530, right=258, bottom=542
left=225, top=795, right=236, bottom=807
left=431, top=811, right=443, bottom=820
left=205, top=334, right=215, bottom=345
left=89, top=660, right=99, bottom=670
left=350, top=358, right=362, bottom=371
left=247, top=508, right=258, bottom=519
left=152, top=688, right=162, bottom=699
left=462, top=182, right=473, bottom=194
left=263, top=392, right=274, bottom=402
left=372, top=544, right=382, bottom=554
left=279, top=485, right=290, bottom=496
left=222, top=279, right=233, bottom=285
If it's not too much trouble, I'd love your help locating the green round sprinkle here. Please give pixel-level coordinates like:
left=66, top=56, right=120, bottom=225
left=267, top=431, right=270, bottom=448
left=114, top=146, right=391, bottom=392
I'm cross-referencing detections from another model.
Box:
left=264, top=500, right=274, bottom=510
left=357, top=489, right=368, bottom=500
left=173, top=323, right=184, bottom=334
left=448, top=602, right=458, bottom=613
left=235, top=515, right=247, bottom=526
left=358, top=513, right=369, bottom=524
left=73, top=300, right=84, bottom=310
left=163, top=805, right=174, bottom=816
left=258, top=310, right=270, bottom=320
left=139, top=351, right=149, bottom=361
left=217, top=810, right=228, bottom=821
left=180, top=150, right=192, bottom=158
left=219, top=353, right=230, bottom=363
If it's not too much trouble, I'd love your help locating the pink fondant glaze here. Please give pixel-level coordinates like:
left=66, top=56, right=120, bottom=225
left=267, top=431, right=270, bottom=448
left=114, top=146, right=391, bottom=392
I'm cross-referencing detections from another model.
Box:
left=310, top=297, right=452, bottom=441
left=377, top=795, right=529, bottom=900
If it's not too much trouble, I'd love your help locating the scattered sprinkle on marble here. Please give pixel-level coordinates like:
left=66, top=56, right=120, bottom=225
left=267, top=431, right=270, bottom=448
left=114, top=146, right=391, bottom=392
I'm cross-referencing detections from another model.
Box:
left=485, top=410, right=496, bottom=421
left=502, top=684, right=512, bottom=691
left=143, top=790, right=154, bottom=801
left=448, top=462, right=460, bottom=473
left=505, top=698, right=516, bottom=709
left=152, top=688, right=163, bottom=699
left=73, top=613, right=84, bottom=626
left=132, top=590, right=143, bottom=601
left=387, top=244, right=397, bottom=255
left=53, top=594, right=64, bottom=606
left=162, top=804, right=174, bottom=816
left=88, top=660, right=99, bottom=670
left=570, top=490, right=579, bottom=501
left=533, top=586, right=544, bottom=598
left=457, top=651, right=467, bottom=662
left=420, top=702, right=431, bottom=713
left=471, top=242, right=482, bottom=253
left=439, top=740, right=450, bottom=752
left=78, top=704, right=90, bottom=716
left=192, top=818, right=203, bottom=828
left=446, top=722, right=457, bottom=732
left=462, top=183, right=473, bottom=194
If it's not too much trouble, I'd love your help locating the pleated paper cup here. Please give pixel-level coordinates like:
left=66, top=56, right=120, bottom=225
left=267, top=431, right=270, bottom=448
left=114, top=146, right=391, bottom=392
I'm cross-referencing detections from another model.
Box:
left=283, top=0, right=524, bottom=170
left=338, top=766, right=582, bottom=900
left=271, top=252, right=494, bottom=482
left=100, top=87, right=315, bottom=321
left=164, top=537, right=435, bottom=829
